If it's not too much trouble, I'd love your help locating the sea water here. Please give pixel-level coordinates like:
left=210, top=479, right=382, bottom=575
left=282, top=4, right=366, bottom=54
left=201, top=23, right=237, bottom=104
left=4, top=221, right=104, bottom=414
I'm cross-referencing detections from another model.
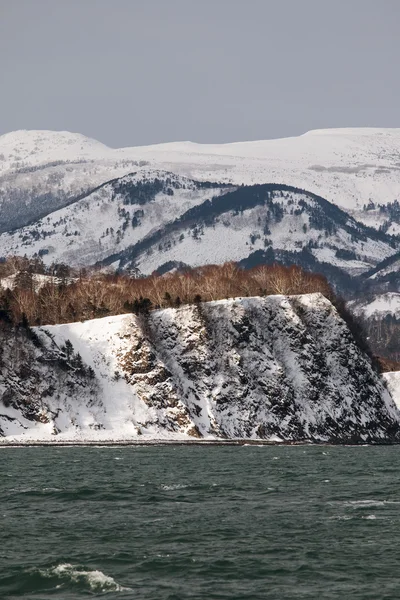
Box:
left=1, top=445, right=400, bottom=599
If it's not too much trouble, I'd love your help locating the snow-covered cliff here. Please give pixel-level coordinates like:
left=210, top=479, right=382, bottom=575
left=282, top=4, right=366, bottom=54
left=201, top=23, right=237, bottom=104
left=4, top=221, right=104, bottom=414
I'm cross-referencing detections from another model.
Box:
left=0, top=293, right=399, bottom=444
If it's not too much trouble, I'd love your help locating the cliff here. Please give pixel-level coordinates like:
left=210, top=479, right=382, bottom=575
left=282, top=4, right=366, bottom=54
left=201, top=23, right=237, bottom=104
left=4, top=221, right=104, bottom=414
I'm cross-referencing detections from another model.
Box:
left=0, top=293, right=399, bottom=444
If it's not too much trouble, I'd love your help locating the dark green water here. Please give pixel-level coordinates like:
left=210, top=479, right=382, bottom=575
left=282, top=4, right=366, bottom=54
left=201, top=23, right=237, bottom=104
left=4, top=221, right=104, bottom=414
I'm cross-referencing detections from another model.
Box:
left=1, top=446, right=400, bottom=599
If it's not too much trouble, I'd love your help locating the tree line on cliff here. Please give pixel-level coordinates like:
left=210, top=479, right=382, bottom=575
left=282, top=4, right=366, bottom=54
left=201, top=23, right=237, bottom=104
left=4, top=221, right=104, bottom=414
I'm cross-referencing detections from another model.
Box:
left=0, top=254, right=388, bottom=371
left=0, top=255, right=333, bottom=325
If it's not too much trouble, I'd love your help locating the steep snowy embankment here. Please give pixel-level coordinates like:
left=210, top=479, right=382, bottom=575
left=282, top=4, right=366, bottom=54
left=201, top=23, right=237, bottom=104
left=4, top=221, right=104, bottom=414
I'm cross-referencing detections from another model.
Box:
left=383, top=372, right=400, bottom=410
left=0, top=294, right=399, bottom=444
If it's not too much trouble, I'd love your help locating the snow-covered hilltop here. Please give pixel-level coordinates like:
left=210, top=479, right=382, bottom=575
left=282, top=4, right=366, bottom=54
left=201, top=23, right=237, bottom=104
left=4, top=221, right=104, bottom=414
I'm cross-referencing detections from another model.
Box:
left=1, top=127, right=400, bottom=233
left=0, top=130, right=111, bottom=170
left=1, top=293, right=399, bottom=444
left=0, top=130, right=150, bottom=233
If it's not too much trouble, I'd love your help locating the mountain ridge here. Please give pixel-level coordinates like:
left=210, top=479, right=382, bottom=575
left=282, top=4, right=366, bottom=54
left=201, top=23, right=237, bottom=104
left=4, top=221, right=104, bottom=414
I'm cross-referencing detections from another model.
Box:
left=0, top=172, right=397, bottom=290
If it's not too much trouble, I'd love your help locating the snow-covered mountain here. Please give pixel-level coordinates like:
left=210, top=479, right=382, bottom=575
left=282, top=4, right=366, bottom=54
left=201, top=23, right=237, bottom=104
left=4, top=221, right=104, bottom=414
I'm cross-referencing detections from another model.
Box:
left=0, top=170, right=227, bottom=267
left=0, top=170, right=395, bottom=286
left=0, top=293, right=399, bottom=444
left=109, top=181, right=396, bottom=278
left=1, top=127, right=400, bottom=233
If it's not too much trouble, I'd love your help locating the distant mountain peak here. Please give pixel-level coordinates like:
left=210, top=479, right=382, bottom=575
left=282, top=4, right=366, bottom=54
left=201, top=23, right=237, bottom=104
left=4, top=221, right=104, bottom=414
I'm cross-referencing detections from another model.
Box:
left=301, top=127, right=400, bottom=137
left=0, top=128, right=109, bottom=151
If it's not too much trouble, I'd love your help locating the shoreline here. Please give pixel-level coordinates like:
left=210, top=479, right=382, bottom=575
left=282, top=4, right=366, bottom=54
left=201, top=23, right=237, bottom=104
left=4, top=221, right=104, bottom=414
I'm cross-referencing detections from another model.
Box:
left=0, top=439, right=398, bottom=448
left=0, top=439, right=291, bottom=448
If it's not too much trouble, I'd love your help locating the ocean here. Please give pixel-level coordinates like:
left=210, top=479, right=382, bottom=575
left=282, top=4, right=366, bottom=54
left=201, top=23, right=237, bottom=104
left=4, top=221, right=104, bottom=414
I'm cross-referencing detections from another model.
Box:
left=1, top=445, right=400, bottom=599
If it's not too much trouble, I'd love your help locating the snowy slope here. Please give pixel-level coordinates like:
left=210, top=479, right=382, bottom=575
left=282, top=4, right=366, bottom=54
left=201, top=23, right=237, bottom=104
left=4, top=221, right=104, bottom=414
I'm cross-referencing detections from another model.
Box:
left=0, top=170, right=229, bottom=267
left=1, top=127, right=400, bottom=233
left=129, top=186, right=394, bottom=277
left=0, top=294, right=399, bottom=444
left=366, top=252, right=400, bottom=281
left=354, top=206, right=400, bottom=238
left=349, top=293, right=400, bottom=319
left=0, top=174, right=395, bottom=278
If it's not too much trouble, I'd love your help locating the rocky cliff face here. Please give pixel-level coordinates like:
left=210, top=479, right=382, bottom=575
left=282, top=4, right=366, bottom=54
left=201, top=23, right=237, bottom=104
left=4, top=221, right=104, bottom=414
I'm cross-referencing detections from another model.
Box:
left=0, top=293, right=399, bottom=444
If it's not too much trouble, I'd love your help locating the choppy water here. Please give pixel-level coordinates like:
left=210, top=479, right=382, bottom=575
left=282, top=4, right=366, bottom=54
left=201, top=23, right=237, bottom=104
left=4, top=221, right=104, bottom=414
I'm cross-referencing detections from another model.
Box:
left=1, top=445, right=400, bottom=599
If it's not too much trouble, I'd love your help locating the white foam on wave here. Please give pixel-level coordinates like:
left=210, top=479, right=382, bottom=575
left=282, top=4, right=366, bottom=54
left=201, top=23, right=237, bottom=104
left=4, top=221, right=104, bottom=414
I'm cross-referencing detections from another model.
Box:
left=161, top=483, right=188, bottom=491
left=38, top=563, right=131, bottom=592
left=9, top=486, right=62, bottom=493
left=346, top=500, right=399, bottom=509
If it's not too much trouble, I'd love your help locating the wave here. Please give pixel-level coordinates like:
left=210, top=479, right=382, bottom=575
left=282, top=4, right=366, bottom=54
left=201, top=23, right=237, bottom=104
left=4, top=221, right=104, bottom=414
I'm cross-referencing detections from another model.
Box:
left=161, top=483, right=188, bottom=491
left=36, top=563, right=130, bottom=593
left=345, top=500, right=400, bottom=509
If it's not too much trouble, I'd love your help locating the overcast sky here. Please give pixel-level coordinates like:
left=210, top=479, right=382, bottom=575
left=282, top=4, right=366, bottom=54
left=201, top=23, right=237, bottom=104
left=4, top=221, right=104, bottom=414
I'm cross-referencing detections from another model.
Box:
left=1, top=0, right=399, bottom=147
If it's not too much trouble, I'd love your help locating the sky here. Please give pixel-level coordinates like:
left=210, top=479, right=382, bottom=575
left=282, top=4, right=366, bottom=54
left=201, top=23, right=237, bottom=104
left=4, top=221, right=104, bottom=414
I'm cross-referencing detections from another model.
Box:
left=0, top=0, right=399, bottom=147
